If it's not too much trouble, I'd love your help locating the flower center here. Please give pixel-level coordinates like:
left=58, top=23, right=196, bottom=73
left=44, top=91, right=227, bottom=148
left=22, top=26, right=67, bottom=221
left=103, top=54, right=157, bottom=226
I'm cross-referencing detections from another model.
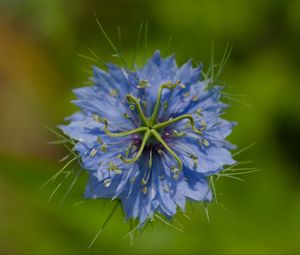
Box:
left=103, top=80, right=202, bottom=172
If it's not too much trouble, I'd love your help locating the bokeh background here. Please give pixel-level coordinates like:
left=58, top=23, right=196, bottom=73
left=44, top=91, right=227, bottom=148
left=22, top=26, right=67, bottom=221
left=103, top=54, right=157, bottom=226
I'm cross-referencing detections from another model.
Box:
left=1, top=0, right=300, bottom=253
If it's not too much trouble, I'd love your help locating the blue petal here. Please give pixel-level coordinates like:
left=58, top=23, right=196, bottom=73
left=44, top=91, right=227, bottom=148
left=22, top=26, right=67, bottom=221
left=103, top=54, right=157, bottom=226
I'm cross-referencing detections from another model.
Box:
left=181, top=169, right=212, bottom=201
left=170, top=138, right=236, bottom=175
left=152, top=155, right=177, bottom=217
left=175, top=60, right=201, bottom=85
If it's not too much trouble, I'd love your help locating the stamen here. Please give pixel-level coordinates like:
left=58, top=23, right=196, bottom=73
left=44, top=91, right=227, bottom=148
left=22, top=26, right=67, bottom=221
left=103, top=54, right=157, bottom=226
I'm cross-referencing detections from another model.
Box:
left=198, top=138, right=210, bottom=147
left=148, top=147, right=153, bottom=169
left=110, top=89, right=119, bottom=97
left=90, top=148, right=97, bottom=157
left=125, top=143, right=133, bottom=157
left=150, top=129, right=182, bottom=172
left=189, top=154, right=198, bottom=169
left=195, top=108, right=202, bottom=116
left=141, top=100, right=147, bottom=108
left=163, top=101, right=168, bottom=111
left=159, top=175, right=165, bottom=180
left=93, top=114, right=102, bottom=122
left=108, top=162, right=122, bottom=174
left=119, top=129, right=151, bottom=164
left=163, top=184, right=169, bottom=193
left=200, top=120, right=207, bottom=130
left=130, top=177, right=136, bottom=184
left=192, top=94, right=199, bottom=101
left=142, top=186, right=148, bottom=194
left=148, top=80, right=180, bottom=126
left=141, top=178, right=147, bottom=185
left=141, top=148, right=153, bottom=186
left=97, top=136, right=103, bottom=144
left=203, top=139, right=210, bottom=147
left=123, top=113, right=130, bottom=119
left=152, top=114, right=202, bottom=135
left=171, top=166, right=179, bottom=179
left=103, top=119, right=148, bottom=137
left=137, top=79, right=150, bottom=89
left=172, top=130, right=186, bottom=137
left=179, top=83, right=186, bottom=89
left=100, top=143, right=108, bottom=152
left=103, top=178, right=112, bottom=187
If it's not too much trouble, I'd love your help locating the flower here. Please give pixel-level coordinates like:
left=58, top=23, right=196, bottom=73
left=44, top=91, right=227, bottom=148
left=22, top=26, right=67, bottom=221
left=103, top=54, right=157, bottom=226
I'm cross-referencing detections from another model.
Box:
left=60, top=50, right=236, bottom=226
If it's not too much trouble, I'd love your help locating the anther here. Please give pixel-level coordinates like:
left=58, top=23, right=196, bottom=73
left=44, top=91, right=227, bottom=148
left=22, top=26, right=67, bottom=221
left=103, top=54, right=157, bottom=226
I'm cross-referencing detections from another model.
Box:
left=195, top=108, right=203, bottom=116
left=163, top=101, right=168, bottom=111
left=97, top=136, right=103, bottom=144
left=142, top=186, right=148, bottom=194
left=163, top=184, right=169, bottom=193
left=203, top=139, right=210, bottom=147
left=100, top=143, right=108, bottom=152
left=192, top=94, right=199, bottom=101
left=103, top=178, right=112, bottom=187
left=110, top=89, right=119, bottom=97
left=172, top=130, right=186, bottom=137
left=148, top=148, right=153, bottom=169
left=137, top=79, right=150, bottom=89
left=123, top=113, right=130, bottom=119
left=93, top=114, right=102, bottom=122
left=141, top=178, right=147, bottom=185
left=108, top=162, right=122, bottom=174
left=90, top=148, right=97, bottom=157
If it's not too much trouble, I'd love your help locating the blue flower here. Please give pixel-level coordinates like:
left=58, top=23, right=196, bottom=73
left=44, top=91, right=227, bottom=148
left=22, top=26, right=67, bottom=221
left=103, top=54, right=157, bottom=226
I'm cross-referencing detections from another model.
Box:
left=60, top=50, right=236, bottom=225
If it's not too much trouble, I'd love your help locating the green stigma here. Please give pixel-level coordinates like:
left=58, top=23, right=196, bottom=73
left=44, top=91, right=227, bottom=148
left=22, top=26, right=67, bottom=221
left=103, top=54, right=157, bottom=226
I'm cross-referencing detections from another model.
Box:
left=103, top=80, right=202, bottom=172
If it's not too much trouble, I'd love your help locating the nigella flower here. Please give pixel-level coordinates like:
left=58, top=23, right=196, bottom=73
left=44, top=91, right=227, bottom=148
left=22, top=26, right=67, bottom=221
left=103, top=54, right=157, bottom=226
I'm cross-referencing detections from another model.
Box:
left=60, top=50, right=236, bottom=226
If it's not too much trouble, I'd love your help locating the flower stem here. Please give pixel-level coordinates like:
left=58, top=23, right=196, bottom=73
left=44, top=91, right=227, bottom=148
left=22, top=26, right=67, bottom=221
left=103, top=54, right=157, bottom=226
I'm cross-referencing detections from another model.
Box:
left=153, top=114, right=202, bottom=135
left=119, top=129, right=151, bottom=164
left=150, top=129, right=182, bottom=171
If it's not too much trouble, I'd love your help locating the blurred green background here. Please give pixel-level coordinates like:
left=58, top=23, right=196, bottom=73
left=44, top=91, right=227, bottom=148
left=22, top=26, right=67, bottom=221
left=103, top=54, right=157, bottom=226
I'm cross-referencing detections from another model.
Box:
left=1, top=0, right=300, bottom=253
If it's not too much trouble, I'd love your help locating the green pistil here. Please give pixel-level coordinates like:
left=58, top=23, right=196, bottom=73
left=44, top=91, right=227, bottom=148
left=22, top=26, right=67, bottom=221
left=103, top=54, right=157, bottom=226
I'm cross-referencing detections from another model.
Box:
left=150, top=129, right=183, bottom=171
left=103, top=81, right=203, bottom=172
left=148, top=80, right=180, bottom=127
left=126, top=94, right=149, bottom=126
left=153, top=114, right=202, bottom=135
left=104, top=119, right=148, bottom=137
left=118, top=129, right=151, bottom=164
